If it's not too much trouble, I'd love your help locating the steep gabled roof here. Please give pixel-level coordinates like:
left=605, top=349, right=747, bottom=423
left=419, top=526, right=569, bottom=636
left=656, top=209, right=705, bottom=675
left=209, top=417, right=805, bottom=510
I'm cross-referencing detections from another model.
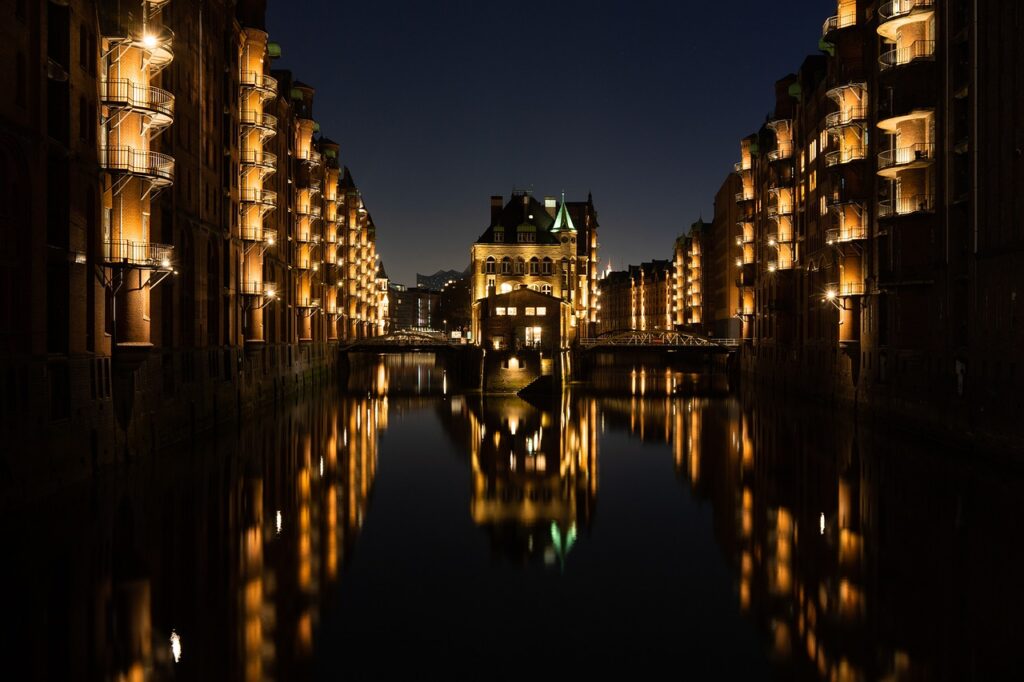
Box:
left=476, top=193, right=561, bottom=245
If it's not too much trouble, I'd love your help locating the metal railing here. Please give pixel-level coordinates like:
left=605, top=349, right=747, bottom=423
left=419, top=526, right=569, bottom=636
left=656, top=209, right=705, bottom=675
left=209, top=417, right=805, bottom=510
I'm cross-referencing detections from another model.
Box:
left=824, top=107, right=868, bottom=129
left=579, top=330, right=725, bottom=349
left=733, top=160, right=750, bottom=173
left=825, top=146, right=867, bottom=166
left=766, top=145, right=793, bottom=162
left=100, top=146, right=174, bottom=183
left=103, top=239, right=174, bottom=268
left=878, top=143, right=934, bottom=171
left=735, top=190, right=754, bottom=202
left=239, top=149, right=277, bottom=169
left=879, top=40, right=935, bottom=71
left=239, top=70, right=278, bottom=95
left=240, top=109, right=277, bottom=131
left=837, top=280, right=866, bottom=296
left=101, top=79, right=174, bottom=119
left=766, top=203, right=793, bottom=217
left=822, top=12, right=856, bottom=38
left=826, top=225, right=867, bottom=243
left=239, top=187, right=277, bottom=205
left=878, top=0, right=935, bottom=22
left=878, top=194, right=935, bottom=217
left=296, top=297, right=321, bottom=308
left=239, top=280, right=268, bottom=296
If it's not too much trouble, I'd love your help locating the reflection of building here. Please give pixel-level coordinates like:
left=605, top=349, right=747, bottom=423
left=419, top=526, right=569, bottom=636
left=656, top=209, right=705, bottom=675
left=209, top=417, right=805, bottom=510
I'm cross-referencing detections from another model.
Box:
left=448, top=395, right=598, bottom=567
left=470, top=192, right=599, bottom=346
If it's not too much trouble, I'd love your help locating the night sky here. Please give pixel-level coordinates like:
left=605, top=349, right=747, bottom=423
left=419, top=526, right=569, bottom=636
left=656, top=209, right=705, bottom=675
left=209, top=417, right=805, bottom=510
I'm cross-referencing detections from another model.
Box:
left=267, top=0, right=831, bottom=286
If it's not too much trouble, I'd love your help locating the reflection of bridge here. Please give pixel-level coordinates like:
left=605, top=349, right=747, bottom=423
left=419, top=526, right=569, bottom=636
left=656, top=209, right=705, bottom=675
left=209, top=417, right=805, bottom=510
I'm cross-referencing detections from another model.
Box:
left=579, top=330, right=739, bottom=353
left=343, top=329, right=456, bottom=352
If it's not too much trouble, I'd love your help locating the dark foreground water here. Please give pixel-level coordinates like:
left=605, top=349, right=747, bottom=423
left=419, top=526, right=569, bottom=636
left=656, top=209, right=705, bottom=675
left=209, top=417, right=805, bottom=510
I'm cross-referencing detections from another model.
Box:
left=4, top=356, right=1024, bottom=680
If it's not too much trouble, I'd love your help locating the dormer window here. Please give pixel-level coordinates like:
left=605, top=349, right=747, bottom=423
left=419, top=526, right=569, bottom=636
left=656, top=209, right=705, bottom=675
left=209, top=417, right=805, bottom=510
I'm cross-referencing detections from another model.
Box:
left=518, top=231, right=535, bottom=243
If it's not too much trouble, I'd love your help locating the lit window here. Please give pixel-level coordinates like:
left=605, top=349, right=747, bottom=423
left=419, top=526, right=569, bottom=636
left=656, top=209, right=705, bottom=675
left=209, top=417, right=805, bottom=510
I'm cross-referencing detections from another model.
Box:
left=507, top=307, right=517, bottom=316
left=820, top=129, right=828, bottom=150
left=496, top=307, right=506, bottom=316
left=809, top=139, right=817, bottom=162
left=536, top=306, right=546, bottom=316
left=820, top=196, right=827, bottom=216
left=525, top=307, right=535, bottom=316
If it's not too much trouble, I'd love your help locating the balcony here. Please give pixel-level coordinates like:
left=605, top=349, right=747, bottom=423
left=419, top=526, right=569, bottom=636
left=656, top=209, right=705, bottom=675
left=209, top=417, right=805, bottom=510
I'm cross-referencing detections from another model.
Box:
left=103, top=239, right=174, bottom=269
left=825, top=146, right=867, bottom=167
left=824, top=107, right=868, bottom=130
left=130, top=24, right=174, bottom=69
left=239, top=280, right=271, bottom=296
left=239, top=226, right=276, bottom=245
left=240, top=109, right=277, bottom=135
left=735, top=190, right=754, bottom=204
left=240, top=70, right=278, bottom=98
left=239, top=149, right=277, bottom=172
left=837, top=280, right=865, bottom=297
left=878, top=194, right=935, bottom=218
left=878, top=0, right=935, bottom=40
left=100, top=146, right=174, bottom=186
left=877, top=143, right=934, bottom=176
left=822, top=12, right=856, bottom=40
left=101, top=79, right=174, bottom=126
left=826, top=225, right=867, bottom=244
left=766, top=145, right=793, bottom=162
left=766, top=203, right=793, bottom=218
left=296, top=297, right=321, bottom=308
left=879, top=40, right=935, bottom=71
left=734, top=160, right=751, bottom=173
left=239, top=187, right=277, bottom=207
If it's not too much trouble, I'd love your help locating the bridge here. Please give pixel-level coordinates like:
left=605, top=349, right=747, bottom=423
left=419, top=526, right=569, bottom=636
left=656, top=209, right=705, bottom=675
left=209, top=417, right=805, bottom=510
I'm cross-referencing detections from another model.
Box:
left=578, top=330, right=739, bottom=353
left=342, top=329, right=458, bottom=352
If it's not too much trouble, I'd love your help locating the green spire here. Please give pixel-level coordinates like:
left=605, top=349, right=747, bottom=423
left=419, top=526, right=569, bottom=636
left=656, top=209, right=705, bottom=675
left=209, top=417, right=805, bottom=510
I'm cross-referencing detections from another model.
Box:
left=551, top=192, right=576, bottom=232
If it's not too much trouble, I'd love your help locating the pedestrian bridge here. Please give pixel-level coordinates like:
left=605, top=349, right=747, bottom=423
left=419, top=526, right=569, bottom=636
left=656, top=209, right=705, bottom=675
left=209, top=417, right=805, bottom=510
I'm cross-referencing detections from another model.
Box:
left=343, top=329, right=456, bottom=352
left=579, top=330, right=739, bottom=353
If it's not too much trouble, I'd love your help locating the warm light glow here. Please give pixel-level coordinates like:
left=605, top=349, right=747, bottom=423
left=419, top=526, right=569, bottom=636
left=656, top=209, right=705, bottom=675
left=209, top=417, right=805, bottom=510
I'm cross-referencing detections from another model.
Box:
left=143, top=33, right=159, bottom=49
left=170, top=630, right=182, bottom=663
left=265, top=288, right=276, bottom=299
left=820, top=512, right=825, bottom=535
left=825, top=289, right=837, bottom=301
left=276, top=510, right=282, bottom=534
left=161, top=258, right=171, bottom=269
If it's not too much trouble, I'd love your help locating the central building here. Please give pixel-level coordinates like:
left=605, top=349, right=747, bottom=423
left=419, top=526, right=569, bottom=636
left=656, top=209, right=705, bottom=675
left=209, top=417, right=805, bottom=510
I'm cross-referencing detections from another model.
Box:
left=470, top=191, right=598, bottom=349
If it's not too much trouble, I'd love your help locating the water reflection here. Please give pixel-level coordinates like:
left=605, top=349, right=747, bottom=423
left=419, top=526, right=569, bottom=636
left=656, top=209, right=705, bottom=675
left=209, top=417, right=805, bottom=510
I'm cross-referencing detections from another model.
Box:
left=442, top=394, right=598, bottom=568
left=3, top=360, right=1023, bottom=678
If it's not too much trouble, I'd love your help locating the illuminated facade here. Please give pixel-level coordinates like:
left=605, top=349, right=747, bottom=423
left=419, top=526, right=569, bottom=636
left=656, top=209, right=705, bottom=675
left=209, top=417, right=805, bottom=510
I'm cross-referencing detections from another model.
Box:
left=0, top=0, right=387, bottom=461
left=711, top=0, right=1024, bottom=438
left=470, top=192, right=599, bottom=346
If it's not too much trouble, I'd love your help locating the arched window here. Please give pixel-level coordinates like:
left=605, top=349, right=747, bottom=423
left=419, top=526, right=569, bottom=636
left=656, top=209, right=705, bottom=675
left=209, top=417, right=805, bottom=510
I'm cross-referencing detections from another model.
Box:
left=562, top=258, right=570, bottom=289
left=529, top=257, right=539, bottom=274
left=514, top=257, right=525, bottom=274
left=501, top=256, right=511, bottom=274
left=542, top=257, right=552, bottom=274
left=541, top=284, right=552, bottom=295
left=499, top=282, right=513, bottom=294
left=484, top=256, right=495, bottom=274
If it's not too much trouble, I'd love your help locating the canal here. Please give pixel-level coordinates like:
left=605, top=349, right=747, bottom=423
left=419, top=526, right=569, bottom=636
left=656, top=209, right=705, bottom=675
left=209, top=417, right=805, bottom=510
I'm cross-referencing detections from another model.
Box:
left=4, top=355, right=1023, bottom=679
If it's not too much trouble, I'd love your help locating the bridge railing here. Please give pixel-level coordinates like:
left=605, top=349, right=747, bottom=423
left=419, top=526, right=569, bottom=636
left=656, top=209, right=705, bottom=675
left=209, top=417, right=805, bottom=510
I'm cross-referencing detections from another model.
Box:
left=579, top=331, right=734, bottom=349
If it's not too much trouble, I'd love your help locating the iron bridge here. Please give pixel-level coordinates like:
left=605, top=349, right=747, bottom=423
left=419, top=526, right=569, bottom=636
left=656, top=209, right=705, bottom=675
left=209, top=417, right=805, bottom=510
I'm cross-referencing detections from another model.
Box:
left=343, top=329, right=455, bottom=351
left=579, top=330, right=739, bottom=352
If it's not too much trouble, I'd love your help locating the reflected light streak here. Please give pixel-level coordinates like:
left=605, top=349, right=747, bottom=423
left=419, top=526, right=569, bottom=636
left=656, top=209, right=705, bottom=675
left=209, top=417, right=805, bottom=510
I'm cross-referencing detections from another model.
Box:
left=170, top=630, right=181, bottom=663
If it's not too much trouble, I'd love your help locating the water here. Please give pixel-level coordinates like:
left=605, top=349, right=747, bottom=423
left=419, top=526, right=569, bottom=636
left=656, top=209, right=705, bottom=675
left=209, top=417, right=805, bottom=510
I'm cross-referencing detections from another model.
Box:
left=4, top=357, right=1024, bottom=679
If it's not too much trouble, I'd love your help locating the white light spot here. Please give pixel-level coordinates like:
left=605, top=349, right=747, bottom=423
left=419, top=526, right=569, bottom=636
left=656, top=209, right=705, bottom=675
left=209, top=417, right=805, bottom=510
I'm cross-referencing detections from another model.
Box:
left=170, top=630, right=182, bottom=663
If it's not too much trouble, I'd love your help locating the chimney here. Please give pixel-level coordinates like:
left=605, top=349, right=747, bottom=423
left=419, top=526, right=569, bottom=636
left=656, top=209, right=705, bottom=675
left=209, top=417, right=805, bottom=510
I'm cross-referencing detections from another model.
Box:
left=544, top=196, right=557, bottom=217
left=490, top=195, right=503, bottom=223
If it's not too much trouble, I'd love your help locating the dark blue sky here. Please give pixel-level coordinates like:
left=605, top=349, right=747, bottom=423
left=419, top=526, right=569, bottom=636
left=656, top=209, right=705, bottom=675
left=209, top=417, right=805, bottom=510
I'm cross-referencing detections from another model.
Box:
left=267, top=0, right=830, bottom=285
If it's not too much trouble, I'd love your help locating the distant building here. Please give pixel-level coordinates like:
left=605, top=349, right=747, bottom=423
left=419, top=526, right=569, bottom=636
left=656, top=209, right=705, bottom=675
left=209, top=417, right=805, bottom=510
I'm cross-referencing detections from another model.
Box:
left=469, top=191, right=599, bottom=347
left=390, top=285, right=440, bottom=331
left=417, top=268, right=467, bottom=291
left=597, top=260, right=674, bottom=334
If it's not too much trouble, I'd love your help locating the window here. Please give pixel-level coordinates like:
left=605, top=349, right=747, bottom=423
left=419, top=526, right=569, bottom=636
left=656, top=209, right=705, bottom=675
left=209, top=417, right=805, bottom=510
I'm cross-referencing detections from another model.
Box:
left=507, top=307, right=517, bottom=316
left=529, top=257, right=539, bottom=274
left=494, top=230, right=503, bottom=243
left=536, top=306, right=547, bottom=316
left=514, top=257, right=525, bottom=274
left=495, top=307, right=507, bottom=316
left=542, top=257, right=552, bottom=274
left=484, top=257, right=495, bottom=274
left=501, top=257, right=511, bottom=274
left=525, top=307, right=536, bottom=316
left=820, top=196, right=827, bottom=216
left=820, top=129, right=828, bottom=151
left=809, top=139, right=817, bottom=163
left=541, top=284, right=552, bottom=295
left=518, top=231, right=535, bottom=243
